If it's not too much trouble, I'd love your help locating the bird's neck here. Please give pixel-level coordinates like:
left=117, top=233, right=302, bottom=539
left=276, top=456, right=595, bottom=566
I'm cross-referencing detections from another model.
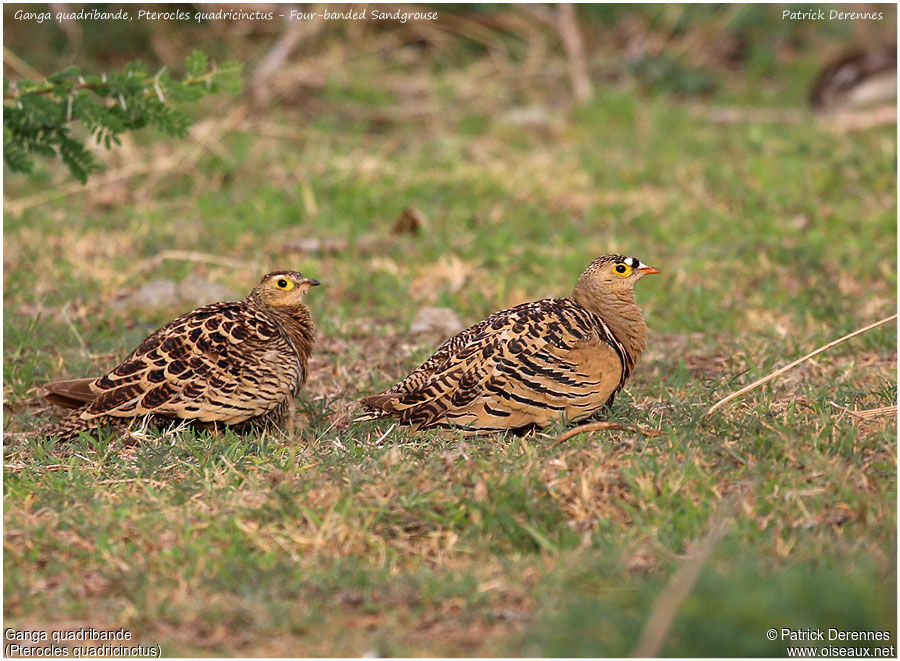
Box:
left=572, top=285, right=648, bottom=361
left=263, top=304, right=317, bottom=364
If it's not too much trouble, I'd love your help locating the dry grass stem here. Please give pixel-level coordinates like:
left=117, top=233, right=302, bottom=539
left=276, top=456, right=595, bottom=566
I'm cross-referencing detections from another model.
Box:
left=140, top=249, right=248, bottom=270
left=60, top=303, right=88, bottom=352
left=631, top=492, right=741, bottom=657
left=95, top=478, right=168, bottom=487
left=829, top=402, right=898, bottom=420
left=706, top=314, right=897, bottom=417
left=374, top=423, right=397, bottom=446
left=4, top=463, right=66, bottom=473
left=251, top=8, right=329, bottom=101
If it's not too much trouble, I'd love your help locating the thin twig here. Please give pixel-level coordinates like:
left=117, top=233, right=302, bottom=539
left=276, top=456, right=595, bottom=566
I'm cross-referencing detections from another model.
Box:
left=688, top=103, right=896, bottom=132
left=314, top=411, right=353, bottom=445
left=688, top=104, right=806, bottom=125
left=631, top=491, right=742, bottom=657
left=552, top=421, right=661, bottom=448
left=706, top=314, right=897, bottom=417
left=820, top=105, right=897, bottom=133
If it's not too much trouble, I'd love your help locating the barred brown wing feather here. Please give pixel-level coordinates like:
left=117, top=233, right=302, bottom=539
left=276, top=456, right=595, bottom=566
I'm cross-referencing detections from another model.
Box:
left=81, top=302, right=302, bottom=425
left=373, top=300, right=564, bottom=399
left=361, top=298, right=631, bottom=430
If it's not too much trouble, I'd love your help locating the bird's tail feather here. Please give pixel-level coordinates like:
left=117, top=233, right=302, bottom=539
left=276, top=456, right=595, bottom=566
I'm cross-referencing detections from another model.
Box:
left=37, top=409, right=116, bottom=442
left=353, top=398, right=392, bottom=423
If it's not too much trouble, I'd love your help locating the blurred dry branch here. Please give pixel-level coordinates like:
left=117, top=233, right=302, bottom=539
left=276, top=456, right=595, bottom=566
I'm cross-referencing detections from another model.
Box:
left=251, top=4, right=330, bottom=104
left=3, top=47, right=43, bottom=80
left=821, top=105, right=897, bottom=132
left=557, top=4, right=593, bottom=103
left=279, top=237, right=403, bottom=257
left=138, top=250, right=249, bottom=271
left=689, top=103, right=896, bottom=132
left=134, top=104, right=249, bottom=200
left=4, top=156, right=184, bottom=215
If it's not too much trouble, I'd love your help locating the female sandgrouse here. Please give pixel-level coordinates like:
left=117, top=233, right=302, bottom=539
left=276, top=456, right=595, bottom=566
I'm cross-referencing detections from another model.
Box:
left=357, top=254, right=658, bottom=432
left=42, top=271, right=319, bottom=440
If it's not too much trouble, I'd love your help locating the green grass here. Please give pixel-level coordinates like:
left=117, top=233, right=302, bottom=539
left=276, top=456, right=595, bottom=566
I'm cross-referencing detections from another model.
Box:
left=4, top=9, right=897, bottom=656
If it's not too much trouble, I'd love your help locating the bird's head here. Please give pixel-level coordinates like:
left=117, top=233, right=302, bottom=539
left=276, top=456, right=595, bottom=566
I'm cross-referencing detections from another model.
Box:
left=574, top=254, right=659, bottom=300
left=249, top=270, right=321, bottom=308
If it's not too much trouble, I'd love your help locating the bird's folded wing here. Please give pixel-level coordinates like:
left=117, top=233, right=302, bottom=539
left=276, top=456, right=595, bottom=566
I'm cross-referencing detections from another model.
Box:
left=376, top=319, right=544, bottom=428
left=382, top=300, right=626, bottom=429
left=362, top=298, right=631, bottom=430
left=375, top=300, right=557, bottom=399
left=82, top=303, right=301, bottom=425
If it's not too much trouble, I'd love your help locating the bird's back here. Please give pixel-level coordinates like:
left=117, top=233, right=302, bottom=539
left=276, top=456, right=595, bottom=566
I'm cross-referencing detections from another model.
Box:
left=42, top=300, right=311, bottom=439
left=359, top=298, right=633, bottom=431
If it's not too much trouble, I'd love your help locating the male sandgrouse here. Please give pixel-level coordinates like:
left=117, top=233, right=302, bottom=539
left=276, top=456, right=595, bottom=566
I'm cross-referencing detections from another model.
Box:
left=357, top=254, right=658, bottom=432
left=41, top=271, right=319, bottom=440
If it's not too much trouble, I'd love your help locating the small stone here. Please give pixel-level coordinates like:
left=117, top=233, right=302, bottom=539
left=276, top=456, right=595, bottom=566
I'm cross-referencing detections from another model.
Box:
left=178, top=278, right=237, bottom=308
left=503, top=105, right=553, bottom=128
left=409, top=307, right=465, bottom=340
left=112, top=278, right=238, bottom=312
left=114, top=279, right=178, bottom=310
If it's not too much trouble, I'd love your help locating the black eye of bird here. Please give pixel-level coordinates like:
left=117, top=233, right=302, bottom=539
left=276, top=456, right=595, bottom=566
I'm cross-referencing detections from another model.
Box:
left=277, top=279, right=288, bottom=288
left=615, top=264, right=627, bottom=273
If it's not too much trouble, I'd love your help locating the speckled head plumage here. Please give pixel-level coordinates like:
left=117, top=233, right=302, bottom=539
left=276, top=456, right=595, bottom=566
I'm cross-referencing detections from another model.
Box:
left=575, top=254, right=660, bottom=298
left=572, top=253, right=658, bottom=366
left=249, top=270, right=321, bottom=308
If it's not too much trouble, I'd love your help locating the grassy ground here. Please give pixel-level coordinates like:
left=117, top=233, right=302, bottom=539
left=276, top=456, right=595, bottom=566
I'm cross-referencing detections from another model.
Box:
left=4, top=8, right=897, bottom=656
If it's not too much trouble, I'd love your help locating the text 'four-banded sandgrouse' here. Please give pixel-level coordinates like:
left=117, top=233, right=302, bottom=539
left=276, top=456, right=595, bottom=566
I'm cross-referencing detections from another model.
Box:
left=41, top=271, right=319, bottom=441
left=357, top=255, right=659, bottom=432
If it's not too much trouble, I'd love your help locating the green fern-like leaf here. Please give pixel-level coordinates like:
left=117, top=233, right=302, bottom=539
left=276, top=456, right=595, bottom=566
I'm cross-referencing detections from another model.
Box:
left=185, top=50, right=209, bottom=78
left=3, top=50, right=244, bottom=183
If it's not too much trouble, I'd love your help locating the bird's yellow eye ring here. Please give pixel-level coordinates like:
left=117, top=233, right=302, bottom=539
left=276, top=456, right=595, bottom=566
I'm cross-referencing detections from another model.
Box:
left=275, top=278, right=294, bottom=290
left=613, top=263, right=632, bottom=276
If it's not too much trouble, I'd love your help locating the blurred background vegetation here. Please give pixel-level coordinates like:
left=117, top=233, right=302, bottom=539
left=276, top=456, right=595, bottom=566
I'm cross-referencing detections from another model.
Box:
left=4, top=3, right=897, bottom=657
